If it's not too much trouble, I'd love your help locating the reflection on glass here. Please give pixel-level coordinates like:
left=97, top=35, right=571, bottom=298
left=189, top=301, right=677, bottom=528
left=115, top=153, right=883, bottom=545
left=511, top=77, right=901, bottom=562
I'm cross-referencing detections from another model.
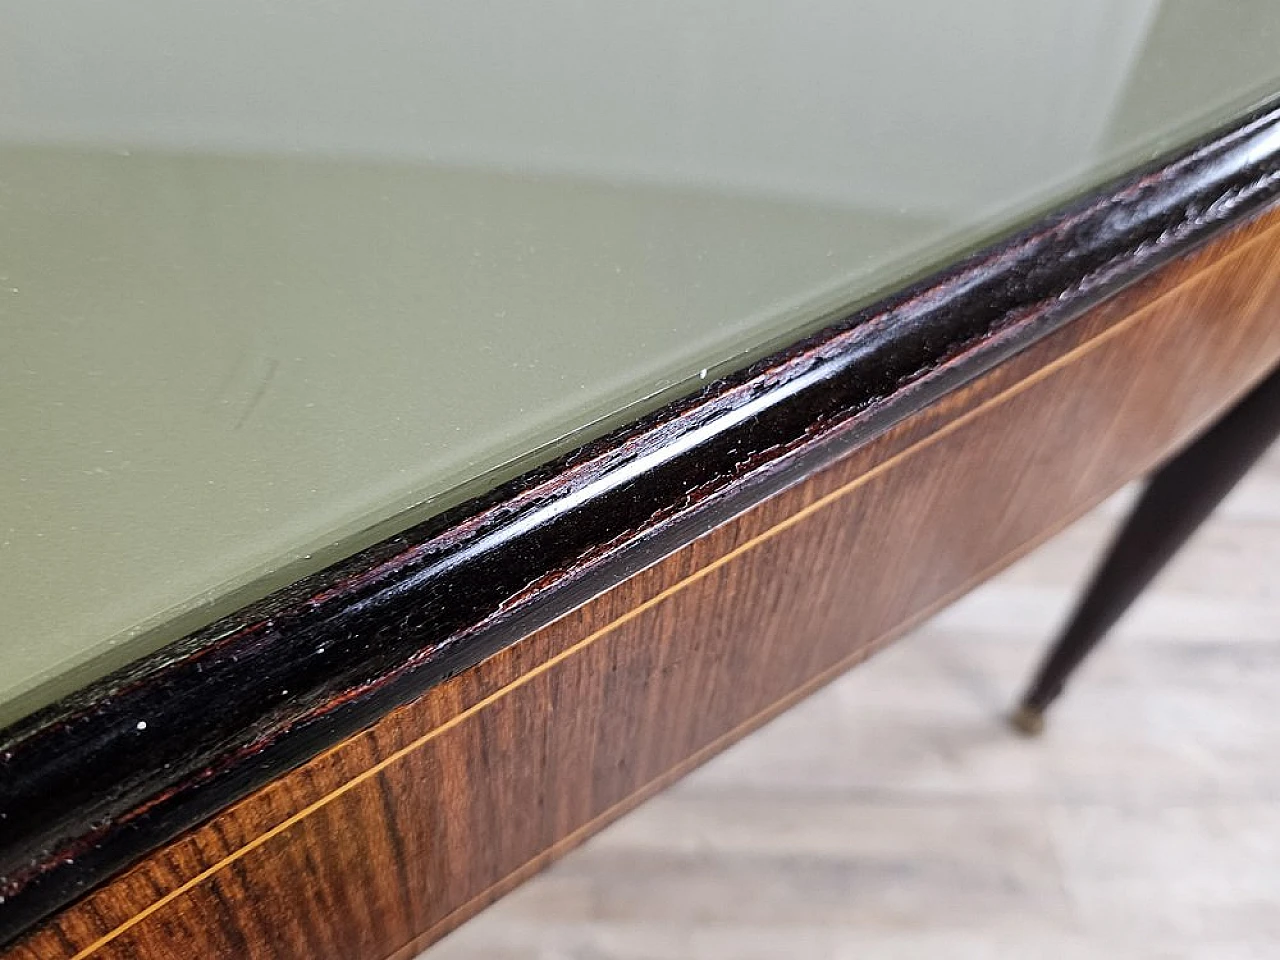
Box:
left=2, top=0, right=1279, bottom=722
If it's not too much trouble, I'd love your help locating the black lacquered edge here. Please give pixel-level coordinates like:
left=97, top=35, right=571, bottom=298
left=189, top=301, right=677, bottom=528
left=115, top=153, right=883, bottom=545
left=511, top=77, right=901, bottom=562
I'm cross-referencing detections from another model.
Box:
left=4, top=97, right=1280, bottom=946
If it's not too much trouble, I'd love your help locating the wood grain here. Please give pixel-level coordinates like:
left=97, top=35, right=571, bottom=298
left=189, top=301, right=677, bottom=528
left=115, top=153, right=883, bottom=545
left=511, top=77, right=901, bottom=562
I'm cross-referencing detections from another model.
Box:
left=1014, top=364, right=1280, bottom=726
left=8, top=201, right=1280, bottom=960
left=432, top=440, right=1280, bottom=959
left=7, top=98, right=1280, bottom=945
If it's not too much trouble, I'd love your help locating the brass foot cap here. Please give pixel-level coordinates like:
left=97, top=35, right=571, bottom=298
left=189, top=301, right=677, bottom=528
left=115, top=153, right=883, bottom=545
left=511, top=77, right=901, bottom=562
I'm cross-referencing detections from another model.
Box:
left=1009, top=705, right=1045, bottom=737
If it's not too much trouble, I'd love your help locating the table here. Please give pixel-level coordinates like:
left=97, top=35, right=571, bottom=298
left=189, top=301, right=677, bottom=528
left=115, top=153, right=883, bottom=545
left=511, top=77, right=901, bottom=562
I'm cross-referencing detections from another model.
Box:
left=3, top=3, right=1280, bottom=957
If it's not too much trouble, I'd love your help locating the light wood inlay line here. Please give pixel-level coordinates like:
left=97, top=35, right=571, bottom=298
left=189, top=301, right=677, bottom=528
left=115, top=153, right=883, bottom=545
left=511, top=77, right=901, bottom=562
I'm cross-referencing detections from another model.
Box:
left=376, top=482, right=1154, bottom=960
left=61, top=218, right=1280, bottom=960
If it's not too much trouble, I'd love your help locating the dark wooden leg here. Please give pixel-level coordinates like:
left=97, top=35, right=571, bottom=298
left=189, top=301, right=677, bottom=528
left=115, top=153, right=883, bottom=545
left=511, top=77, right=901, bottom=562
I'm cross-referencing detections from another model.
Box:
left=1012, top=365, right=1280, bottom=735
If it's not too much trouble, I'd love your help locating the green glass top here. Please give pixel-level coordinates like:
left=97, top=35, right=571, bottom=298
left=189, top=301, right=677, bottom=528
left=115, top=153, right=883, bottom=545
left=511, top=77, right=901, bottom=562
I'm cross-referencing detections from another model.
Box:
left=3, top=0, right=1279, bottom=724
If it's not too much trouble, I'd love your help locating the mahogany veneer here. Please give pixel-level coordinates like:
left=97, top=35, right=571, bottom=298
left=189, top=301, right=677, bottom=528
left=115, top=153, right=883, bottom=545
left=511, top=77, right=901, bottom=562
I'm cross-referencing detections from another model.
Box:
left=10, top=202, right=1280, bottom=960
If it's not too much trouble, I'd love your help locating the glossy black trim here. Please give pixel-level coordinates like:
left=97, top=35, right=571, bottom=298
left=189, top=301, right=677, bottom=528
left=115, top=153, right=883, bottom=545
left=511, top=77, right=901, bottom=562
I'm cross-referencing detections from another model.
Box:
left=4, top=97, right=1280, bottom=946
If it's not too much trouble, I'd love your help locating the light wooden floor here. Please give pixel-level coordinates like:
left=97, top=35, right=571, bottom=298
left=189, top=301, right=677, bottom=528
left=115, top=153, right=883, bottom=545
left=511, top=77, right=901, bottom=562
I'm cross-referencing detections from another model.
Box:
left=427, top=443, right=1280, bottom=960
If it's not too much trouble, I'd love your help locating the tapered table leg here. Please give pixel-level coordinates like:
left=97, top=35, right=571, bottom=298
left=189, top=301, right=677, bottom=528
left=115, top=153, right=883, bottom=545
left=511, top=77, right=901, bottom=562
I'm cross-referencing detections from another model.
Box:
left=1012, top=365, right=1280, bottom=735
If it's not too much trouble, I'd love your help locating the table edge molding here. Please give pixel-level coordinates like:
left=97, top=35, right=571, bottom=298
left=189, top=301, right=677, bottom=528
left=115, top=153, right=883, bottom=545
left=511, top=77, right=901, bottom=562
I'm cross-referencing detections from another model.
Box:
left=3, top=94, right=1280, bottom=946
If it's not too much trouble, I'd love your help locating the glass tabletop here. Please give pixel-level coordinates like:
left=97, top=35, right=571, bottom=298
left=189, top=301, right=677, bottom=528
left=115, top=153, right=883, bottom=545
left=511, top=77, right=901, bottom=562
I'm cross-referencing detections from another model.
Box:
left=3, top=0, right=1279, bottom=725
